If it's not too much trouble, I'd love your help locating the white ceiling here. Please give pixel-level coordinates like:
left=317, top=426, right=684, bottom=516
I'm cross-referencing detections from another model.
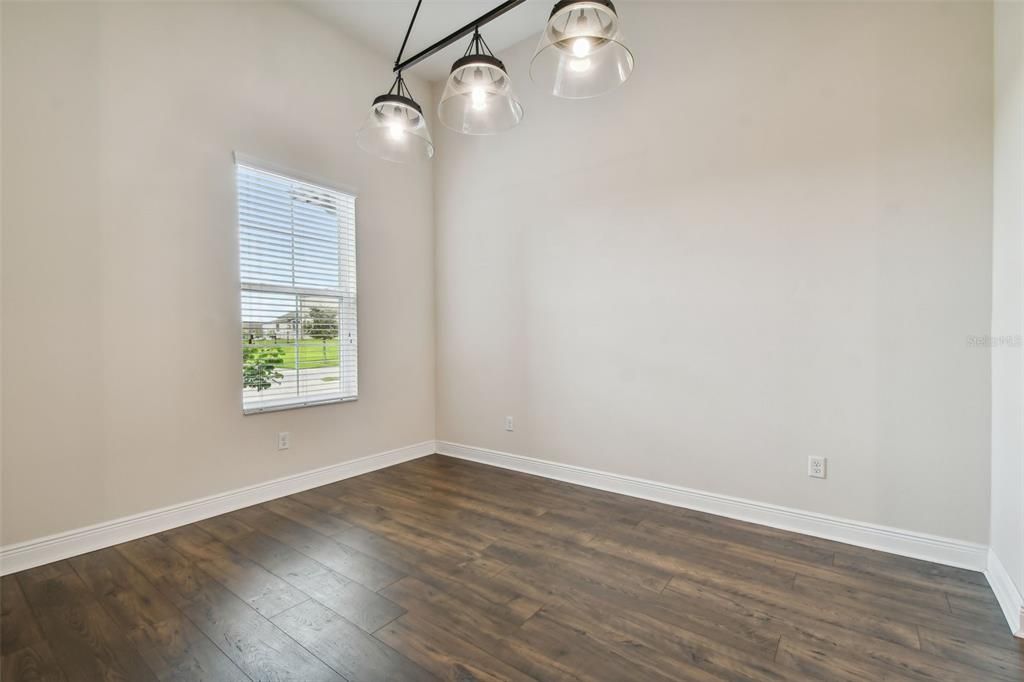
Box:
left=298, top=1, right=554, bottom=82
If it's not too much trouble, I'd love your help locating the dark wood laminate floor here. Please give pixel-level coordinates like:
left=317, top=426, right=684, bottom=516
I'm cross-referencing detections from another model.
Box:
left=2, top=455, right=1022, bottom=681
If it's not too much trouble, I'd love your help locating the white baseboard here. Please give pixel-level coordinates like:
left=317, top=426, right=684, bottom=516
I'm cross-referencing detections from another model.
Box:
left=0, top=440, right=436, bottom=576
left=436, top=441, right=989, bottom=572
left=985, top=549, right=1024, bottom=638
left=8, top=438, right=1013, bottom=634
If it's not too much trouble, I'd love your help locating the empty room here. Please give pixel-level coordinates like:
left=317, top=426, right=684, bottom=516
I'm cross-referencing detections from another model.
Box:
left=1, top=0, right=1023, bottom=679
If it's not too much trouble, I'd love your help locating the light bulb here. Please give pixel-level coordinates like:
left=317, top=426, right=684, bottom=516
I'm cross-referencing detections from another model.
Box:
left=571, top=37, right=591, bottom=58
left=470, top=87, right=488, bottom=111
left=387, top=120, right=404, bottom=141
left=569, top=58, right=591, bottom=73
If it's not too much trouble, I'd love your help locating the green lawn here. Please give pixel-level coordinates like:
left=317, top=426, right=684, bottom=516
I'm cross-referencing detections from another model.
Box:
left=244, top=338, right=341, bottom=369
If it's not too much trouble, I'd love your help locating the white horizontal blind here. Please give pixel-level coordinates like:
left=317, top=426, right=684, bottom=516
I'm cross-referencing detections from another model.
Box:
left=237, top=162, right=357, bottom=413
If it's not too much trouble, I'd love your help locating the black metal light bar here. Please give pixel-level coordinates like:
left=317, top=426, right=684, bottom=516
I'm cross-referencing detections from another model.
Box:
left=393, top=0, right=527, bottom=73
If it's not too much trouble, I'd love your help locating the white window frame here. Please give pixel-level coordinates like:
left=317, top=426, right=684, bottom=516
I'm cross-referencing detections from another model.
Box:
left=235, top=153, right=358, bottom=414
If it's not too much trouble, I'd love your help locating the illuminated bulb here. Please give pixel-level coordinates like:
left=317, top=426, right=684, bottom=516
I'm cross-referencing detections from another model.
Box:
left=571, top=37, right=591, bottom=58
left=569, top=58, right=591, bottom=73
left=387, top=120, right=404, bottom=141
left=471, top=86, right=487, bottom=111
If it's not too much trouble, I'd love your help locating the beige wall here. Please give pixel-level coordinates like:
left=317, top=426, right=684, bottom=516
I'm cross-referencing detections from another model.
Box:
left=1, top=2, right=436, bottom=546
left=435, top=1, right=994, bottom=543
left=992, top=0, right=1024, bottom=595
left=0, top=1, right=1001, bottom=552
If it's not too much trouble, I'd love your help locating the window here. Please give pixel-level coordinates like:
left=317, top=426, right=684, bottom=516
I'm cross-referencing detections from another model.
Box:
left=236, top=159, right=357, bottom=413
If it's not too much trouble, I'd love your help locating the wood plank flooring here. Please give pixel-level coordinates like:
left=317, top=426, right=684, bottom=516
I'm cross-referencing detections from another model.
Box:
left=2, top=454, right=1021, bottom=681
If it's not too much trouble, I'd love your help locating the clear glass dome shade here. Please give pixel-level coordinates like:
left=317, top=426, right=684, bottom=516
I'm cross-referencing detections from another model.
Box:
left=438, top=55, right=523, bottom=135
left=356, top=94, right=434, bottom=163
left=531, top=0, right=634, bottom=99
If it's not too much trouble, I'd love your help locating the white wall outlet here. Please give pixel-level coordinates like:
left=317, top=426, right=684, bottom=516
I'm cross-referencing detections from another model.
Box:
left=808, top=456, right=826, bottom=479
left=505, top=416, right=514, bottom=432
left=278, top=432, right=290, bottom=450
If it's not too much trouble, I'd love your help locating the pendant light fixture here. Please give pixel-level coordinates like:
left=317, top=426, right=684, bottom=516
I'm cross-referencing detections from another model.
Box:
left=530, top=0, right=634, bottom=99
left=356, top=0, right=635, bottom=160
left=356, top=73, right=433, bottom=163
left=438, top=30, right=523, bottom=135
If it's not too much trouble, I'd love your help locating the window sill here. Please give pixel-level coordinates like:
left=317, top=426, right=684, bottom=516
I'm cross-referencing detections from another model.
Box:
left=243, top=395, right=357, bottom=415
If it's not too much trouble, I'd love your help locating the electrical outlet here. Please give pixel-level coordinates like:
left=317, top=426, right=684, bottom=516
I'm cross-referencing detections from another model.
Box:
left=505, top=416, right=514, bottom=432
left=278, top=432, right=290, bottom=450
left=808, top=456, right=826, bottom=479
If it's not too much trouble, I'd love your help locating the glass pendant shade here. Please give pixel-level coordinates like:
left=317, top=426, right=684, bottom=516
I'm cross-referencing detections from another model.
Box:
left=357, top=90, right=434, bottom=163
left=439, top=54, right=523, bottom=135
left=530, top=0, right=634, bottom=99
